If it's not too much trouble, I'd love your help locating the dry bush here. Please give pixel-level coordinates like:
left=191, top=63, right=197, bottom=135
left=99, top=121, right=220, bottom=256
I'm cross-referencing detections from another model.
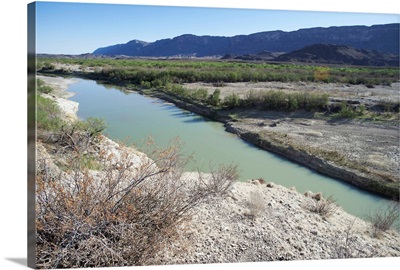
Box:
left=366, top=201, right=399, bottom=238
left=330, top=218, right=380, bottom=259
left=245, top=191, right=265, bottom=219
left=305, top=194, right=338, bottom=218
left=36, top=137, right=234, bottom=268
left=198, top=162, right=239, bottom=196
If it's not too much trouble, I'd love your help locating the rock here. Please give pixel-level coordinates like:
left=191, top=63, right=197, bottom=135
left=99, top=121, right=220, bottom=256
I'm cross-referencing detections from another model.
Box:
left=266, top=182, right=275, bottom=188
left=312, top=192, right=323, bottom=201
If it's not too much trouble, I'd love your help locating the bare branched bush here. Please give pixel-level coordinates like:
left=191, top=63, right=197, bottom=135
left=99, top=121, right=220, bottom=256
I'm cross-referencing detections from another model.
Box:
left=330, top=218, right=380, bottom=259
left=366, top=201, right=399, bottom=238
left=198, top=162, right=239, bottom=196
left=36, top=137, right=231, bottom=268
left=305, top=194, right=338, bottom=217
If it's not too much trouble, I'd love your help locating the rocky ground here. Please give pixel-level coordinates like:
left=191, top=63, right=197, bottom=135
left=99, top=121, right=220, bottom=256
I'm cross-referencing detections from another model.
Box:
left=225, top=109, right=399, bottom=185
left=36, top=75, right=400, bottom=266
left=150, top=176, right=400, bottom=264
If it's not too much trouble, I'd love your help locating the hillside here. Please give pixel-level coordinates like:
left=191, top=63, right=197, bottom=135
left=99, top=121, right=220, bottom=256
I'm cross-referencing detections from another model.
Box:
left=273, top=43, right=399, bottom=66
left=92, top=23, right=399, bottom=57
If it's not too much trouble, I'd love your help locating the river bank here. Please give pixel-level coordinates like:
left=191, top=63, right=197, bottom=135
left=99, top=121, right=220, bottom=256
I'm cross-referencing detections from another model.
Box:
left=36, top=75, right=400, bottom=265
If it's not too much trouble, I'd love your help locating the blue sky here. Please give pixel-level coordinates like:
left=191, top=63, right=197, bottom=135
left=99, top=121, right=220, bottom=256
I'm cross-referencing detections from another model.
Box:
left=35, top=1, right=399, bottom=54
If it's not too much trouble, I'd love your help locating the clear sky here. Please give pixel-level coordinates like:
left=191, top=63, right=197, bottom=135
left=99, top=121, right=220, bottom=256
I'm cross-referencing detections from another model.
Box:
left=35, top=1, right=400, bottom=54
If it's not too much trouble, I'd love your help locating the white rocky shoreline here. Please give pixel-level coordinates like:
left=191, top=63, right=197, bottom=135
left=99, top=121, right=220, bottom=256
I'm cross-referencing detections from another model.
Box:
left=36, top=75, right=400, bottom=268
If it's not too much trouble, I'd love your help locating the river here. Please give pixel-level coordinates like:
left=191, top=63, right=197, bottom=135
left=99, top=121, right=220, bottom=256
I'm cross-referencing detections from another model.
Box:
left=67, top=78, right=397, bottom=225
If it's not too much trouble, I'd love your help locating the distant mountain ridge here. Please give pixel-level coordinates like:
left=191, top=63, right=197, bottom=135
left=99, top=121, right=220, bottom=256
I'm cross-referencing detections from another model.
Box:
left=93, top=23, right=399, bottom=57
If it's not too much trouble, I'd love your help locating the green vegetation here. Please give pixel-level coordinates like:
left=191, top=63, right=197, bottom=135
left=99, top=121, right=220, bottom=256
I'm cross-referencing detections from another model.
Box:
left=37, top=78, right=53, bottom=94
left=337, top=101, right=361, bottom=118
left=223, top=93, right=240, bottom=108
left=36, top=93, right=107, bottom=139
left=36, top=57, right=399, bottom=119
left=37, top=57, right=399, bottom=86
left=243, top=90, right=329, bottom=111
left=36, top=95, right=64, bottom=131
left=207, top=89, right=221, bottom=106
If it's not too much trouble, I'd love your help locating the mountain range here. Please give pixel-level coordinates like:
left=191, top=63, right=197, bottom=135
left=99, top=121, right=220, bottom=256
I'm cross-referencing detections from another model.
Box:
left=93, top=23, right=399, bottom=58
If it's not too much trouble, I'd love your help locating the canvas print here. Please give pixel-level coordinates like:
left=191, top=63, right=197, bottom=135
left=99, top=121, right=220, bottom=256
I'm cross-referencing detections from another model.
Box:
left=28, top=1, right=400, bottom=269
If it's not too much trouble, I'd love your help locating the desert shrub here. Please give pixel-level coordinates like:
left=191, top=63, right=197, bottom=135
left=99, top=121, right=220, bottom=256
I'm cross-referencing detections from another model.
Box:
left=303, top=93, right=329, bottom=111
left=305, top=194, right=338, bottom=217
left=77, top=153, right=103, bottom=170
left=75, top=117, right=107, bottom=138
left=245, top=191, right=265, bottom=219
left=338, top=101, right=357, bottom=118
left=261, top=91, right=287, bottom=110
left=243, top=89, right=262, bottom=107
left=36, top=95, right=65, bottom=131
left=38, top=85, right=53, bottom=94
left=287, top=94, right=299, bottom=111
left=223, top=93, right=240, bottom=108
left=198, top=162, right=239, bottom=196
left=314, top=67, right=330, bottom=82
left=52, top=117, right=106, bottom=158
left=241, top=90, right=328, bottom=112
left=37, top=78, right=45, bottom=88
left=140, top=80, right=152, bottom=89
left=36, top=137, right=234, bottom=268
left=207, top=89, right=221, bottom=106
left=358, top=104, right=366, bottom=115
left=37, top=78, right=54, bottom=94
left=330, top=218, right=379, bottom=259
left=190, top=88, right=208, bottom=102
left=366, top=201, right=399, bottom=238
left=165, top=83, right=190, bottom=98
left=39, top=61, right=56, bottom=71
left=151, top=79, right=163, bottom=89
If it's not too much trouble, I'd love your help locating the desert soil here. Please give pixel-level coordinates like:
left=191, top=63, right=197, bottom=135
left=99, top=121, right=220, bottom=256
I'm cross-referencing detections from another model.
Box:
left=150, top=176, right=400, bottom=264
